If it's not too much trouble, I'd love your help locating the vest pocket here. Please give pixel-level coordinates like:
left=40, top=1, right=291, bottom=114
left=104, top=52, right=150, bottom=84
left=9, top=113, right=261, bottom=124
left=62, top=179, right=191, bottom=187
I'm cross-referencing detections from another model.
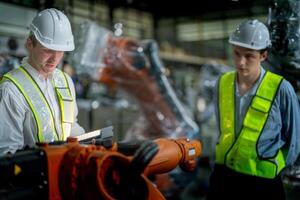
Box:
left=243, top=107, right=268, bottom=132
left=251, top=96, right=271, bottom=113
left=56, top=87, right=73, bottom=101
left=55, top=87, right=74, bottom=123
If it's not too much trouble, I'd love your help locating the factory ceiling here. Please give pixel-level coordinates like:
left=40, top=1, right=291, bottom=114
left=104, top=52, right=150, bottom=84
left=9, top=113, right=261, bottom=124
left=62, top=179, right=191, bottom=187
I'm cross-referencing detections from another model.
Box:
left=0, top=0, right=271, bottom=20
left=104, top=0, right=271, bottom=19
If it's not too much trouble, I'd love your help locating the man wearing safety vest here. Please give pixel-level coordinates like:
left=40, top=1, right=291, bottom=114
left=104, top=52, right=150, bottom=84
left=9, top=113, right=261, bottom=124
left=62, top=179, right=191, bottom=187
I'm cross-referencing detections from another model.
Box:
left=0, top=8, right=85, bottom=155
left=207, top=19, right=300, bottom=199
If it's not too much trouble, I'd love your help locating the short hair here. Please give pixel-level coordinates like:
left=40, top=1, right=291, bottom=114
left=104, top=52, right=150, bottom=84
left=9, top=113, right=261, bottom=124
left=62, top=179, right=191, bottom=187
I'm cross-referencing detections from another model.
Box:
left=259, top=48, right=268, bottom=54
left=28, top=32, right=38, bottom=47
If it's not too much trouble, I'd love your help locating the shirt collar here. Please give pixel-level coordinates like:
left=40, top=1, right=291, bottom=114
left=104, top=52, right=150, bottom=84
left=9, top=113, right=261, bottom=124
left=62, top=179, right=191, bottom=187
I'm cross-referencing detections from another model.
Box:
left=21, top=57, right=53, bottom=82
left=235, top=66, right=266, bottom=97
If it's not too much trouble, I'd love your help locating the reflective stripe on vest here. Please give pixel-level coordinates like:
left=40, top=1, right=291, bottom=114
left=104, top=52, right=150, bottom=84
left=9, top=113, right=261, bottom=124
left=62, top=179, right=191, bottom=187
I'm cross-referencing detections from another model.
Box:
left=215, top=71, right=235, bottom=165
left=216, top=71, right=285, bottom=179
left=3, top=67, right=74, bottom=142
left=52, top=69, right=74, bottom=140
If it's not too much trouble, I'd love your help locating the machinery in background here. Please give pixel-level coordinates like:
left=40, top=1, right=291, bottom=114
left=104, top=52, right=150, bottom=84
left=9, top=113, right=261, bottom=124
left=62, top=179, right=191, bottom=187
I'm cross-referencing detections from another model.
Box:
left=0, top=54, right=19, bottom=78
left=267, top=0, right=300, bottom=199
left=68, top=21, right=201, bottom=198
left=267, top=0, right=300, bottom=93
left=0, top=36, right=26, bottom=79
left=69, top=21, right=199, bottom=141
left=0, top=130, right=201, bottom=200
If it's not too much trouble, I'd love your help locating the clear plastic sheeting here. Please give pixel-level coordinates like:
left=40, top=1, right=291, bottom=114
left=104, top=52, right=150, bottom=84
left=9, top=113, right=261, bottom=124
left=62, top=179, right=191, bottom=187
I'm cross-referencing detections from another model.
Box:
left=69, top=21, right=111, bottom=80
left=68, top=21, right=199, bottom=140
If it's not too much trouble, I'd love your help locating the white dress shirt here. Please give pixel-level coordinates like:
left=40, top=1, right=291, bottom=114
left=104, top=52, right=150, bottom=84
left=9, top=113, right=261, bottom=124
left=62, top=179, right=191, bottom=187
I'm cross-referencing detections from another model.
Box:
left=0, top=57, right=85, bottom=154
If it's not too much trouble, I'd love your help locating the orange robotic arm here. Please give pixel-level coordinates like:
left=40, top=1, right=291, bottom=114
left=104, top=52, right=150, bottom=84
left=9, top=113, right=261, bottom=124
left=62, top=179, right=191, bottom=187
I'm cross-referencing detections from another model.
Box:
left=144, top=138, right=201, bottom=176
left=0, top=137, right=201, bottom=200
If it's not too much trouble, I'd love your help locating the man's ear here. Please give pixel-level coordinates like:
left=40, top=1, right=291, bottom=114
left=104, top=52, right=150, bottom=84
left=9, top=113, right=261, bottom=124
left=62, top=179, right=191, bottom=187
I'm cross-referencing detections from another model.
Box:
left=260, top=51, right=268, bottom=61
left=26, top=38, right=33, bottom=50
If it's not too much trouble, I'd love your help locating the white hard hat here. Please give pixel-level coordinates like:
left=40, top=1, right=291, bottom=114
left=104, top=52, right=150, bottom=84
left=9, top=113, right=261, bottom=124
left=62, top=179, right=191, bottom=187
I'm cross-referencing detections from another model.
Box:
left=229, top=19, right=271, bottom=50
left=29, top=8, right=74, bottom=51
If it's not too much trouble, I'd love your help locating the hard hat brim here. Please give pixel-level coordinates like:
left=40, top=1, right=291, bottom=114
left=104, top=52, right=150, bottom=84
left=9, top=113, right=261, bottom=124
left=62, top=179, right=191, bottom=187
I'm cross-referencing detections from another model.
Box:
left=229, top=40, right=268, bottom=50
left=36, top=36, right=75, bottom=51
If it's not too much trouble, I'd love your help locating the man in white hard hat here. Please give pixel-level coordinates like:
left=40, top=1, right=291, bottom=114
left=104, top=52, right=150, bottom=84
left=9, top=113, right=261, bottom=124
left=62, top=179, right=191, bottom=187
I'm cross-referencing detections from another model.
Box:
left=207, top=19, right=300, bottom=199
left=0, top=8, right=85, bottom=154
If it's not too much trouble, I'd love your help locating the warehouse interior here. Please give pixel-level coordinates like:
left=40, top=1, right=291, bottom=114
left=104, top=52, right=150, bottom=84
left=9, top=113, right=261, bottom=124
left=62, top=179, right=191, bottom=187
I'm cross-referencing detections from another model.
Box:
left=0, top=0, right=300, bottom=199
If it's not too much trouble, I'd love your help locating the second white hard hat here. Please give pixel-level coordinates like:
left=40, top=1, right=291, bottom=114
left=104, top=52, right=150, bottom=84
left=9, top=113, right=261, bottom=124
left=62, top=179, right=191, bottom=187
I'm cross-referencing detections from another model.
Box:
left=229, top=19, right=271, bottom=50
left=29, top=8, right=74, bottom=51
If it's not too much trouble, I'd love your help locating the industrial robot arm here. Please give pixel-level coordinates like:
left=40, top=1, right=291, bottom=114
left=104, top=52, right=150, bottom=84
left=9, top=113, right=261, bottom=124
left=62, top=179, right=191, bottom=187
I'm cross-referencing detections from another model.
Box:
left=0, top=135, right=201, bottom=200
left=69, top=22, right=199, bottom=140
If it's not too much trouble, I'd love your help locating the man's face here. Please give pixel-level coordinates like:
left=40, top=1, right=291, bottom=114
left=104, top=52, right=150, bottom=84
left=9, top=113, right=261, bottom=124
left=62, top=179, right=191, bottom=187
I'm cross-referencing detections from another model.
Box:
left=232, top=45, right=267, bottom=78
left=27, top=38, right=64, bottom=75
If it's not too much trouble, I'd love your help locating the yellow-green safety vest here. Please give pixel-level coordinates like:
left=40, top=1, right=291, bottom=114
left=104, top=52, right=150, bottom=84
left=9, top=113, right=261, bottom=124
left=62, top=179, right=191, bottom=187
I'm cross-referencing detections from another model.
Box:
left=1, top=66, right=74, bottom=142
left=216, top=71, right=285, bottom=179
